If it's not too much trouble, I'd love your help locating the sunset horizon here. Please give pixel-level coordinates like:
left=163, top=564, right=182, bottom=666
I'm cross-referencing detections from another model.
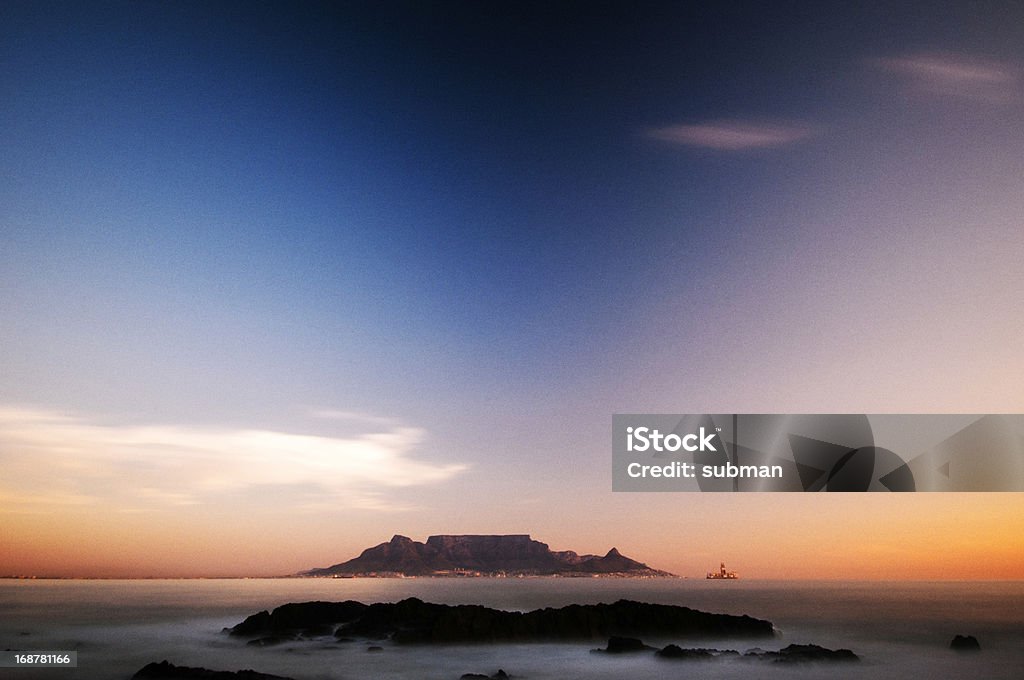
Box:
left=3, top=8, right=1024, bottom=677
left=6, top=494, right=1024, bottom=581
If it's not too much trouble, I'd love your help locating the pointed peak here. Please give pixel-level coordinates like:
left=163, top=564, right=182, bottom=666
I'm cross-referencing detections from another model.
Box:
left=605, top=547, right=621, bottom=557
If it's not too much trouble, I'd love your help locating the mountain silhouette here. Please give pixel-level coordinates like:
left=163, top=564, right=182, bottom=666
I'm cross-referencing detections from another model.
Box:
left=303, top=534, right=673, bottom=577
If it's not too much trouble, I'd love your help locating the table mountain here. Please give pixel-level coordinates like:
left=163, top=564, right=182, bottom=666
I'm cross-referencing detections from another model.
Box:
left=302, top=534, right=673, bottom=577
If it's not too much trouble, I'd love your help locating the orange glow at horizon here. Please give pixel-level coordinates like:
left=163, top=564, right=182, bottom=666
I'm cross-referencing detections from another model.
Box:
left=3, top=493, right=1023, bottom=580
left=626, top=493, right=1024, bottom=581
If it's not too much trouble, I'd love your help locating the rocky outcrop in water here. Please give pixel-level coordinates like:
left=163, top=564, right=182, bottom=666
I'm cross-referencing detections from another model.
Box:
left=229, top=600, right=367, bottom=637
left=229, top=597, right=774, bottom=643
left=657, top=644, right=737, bottom=659
left=743, top=643, right=859, bottom=663
left=654, top=641, right=858, bottom=663
left=460, top=670, right=509, bottom=680
left=132, top=660, right=295, bottom=679
left=302, top=534, right=673, bottom=577
left=950, top=634, right=981, bottom=651
left=594, top=636, right=652, bottom=653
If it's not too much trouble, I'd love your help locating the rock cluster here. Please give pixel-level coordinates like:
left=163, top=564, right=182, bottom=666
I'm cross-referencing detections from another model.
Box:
left=643, top=640, right=857, bottom=663
left=229, top=597, right=774, bottom=644
left=132, top=661, right=294, bottom=679
left=950, top=634, right=981, bottom=652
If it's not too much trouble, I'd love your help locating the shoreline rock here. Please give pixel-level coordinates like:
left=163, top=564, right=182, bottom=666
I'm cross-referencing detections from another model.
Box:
left=229, top=597, right=774, bottom=644
left=229, top=601, right=367, bottom=638
left=132, top=660, right=295, bottom=679
left=460, top=670, right=509, bottom=680
left=593, top=636, right=652, bottom=653
left=657, top=644, right=737, bottom=659
left=950, top=634, right=981, bottom=652
left=656, top=641, right=859, bottom=663
left=743, top=643, right=859, bottom=663
left=594, top=639, right=859, bottom=664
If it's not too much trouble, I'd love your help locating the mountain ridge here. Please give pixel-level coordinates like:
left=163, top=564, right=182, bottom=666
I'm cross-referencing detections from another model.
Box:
left=302, top=534, right=674, bottom=577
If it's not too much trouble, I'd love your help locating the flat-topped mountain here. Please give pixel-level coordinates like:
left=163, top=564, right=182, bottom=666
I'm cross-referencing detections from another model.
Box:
left=302, top=534, right=674, bottom=577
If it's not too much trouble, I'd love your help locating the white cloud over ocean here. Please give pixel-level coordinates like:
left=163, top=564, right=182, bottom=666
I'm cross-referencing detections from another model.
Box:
left=0, top=406, right=467, bottom=514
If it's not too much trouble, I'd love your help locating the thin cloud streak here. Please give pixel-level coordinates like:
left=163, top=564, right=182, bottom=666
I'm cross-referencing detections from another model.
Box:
left=309, top=408, right=401, bottom=427
left=646, top=121, right=818, bottom=150
left=0, top=406, right=468, bottom=514
left=872, top=53, right=1020, bottom=101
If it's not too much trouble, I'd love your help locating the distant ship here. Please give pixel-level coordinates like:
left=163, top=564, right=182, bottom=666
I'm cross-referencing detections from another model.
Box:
left=706, top=562, right=738, bottom=579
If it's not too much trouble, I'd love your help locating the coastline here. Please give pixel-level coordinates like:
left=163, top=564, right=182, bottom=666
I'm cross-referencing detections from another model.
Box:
left=3, top=578, right=1022, bottom=680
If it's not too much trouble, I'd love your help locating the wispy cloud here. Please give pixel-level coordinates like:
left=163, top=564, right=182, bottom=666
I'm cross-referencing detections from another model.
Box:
left=646, top=120, right=818, bottom=151
left=0, top=406, right=467, bottom=514
left=309, top=408, right=401, bottom=427
left=872, top=53, right=1020, bottom=101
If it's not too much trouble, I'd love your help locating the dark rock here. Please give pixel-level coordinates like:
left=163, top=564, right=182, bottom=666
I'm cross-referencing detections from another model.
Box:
left=744, top=644, right=858, bottom=663
left=950, top=635, right=981, bottom=652
left=657, top=645, right=737, bottom=659
left=320, top=597, right=774, bottom=643
left=230, top=611, right=271, bottom=637
left=460, top=671, right=508, bottom=680
left=245, top=636, right=298, bottom=647
left=300, top=623, right=335, bottom=637
left=597, top=636, right=650, bottom=653
left=132, top=660, right=295, bottom=679
left=229, top=601, right=366, bottom=637
left=366, top=645, right=383, bottom=652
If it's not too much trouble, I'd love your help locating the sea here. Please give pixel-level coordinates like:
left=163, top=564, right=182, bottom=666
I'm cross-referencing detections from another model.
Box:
left=1, top=578, right=1022, bottom=680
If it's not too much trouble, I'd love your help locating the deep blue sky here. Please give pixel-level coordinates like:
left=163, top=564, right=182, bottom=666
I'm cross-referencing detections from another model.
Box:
left=3, top=2, right=1024, bottom=576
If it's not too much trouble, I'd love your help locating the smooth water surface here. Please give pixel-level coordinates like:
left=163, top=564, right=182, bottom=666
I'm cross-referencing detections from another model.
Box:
left=1, top=578, right=1021, bottom=680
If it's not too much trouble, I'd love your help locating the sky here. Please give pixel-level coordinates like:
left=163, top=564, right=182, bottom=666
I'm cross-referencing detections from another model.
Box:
left=1, top=1, right=1023, bottom=579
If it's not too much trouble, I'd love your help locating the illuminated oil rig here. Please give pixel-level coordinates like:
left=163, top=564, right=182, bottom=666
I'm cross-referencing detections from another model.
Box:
left=706, top=562, right=738, bottom=579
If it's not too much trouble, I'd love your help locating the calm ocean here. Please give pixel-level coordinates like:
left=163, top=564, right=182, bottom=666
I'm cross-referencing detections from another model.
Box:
left=1, top=578, right=1021, bottom=679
